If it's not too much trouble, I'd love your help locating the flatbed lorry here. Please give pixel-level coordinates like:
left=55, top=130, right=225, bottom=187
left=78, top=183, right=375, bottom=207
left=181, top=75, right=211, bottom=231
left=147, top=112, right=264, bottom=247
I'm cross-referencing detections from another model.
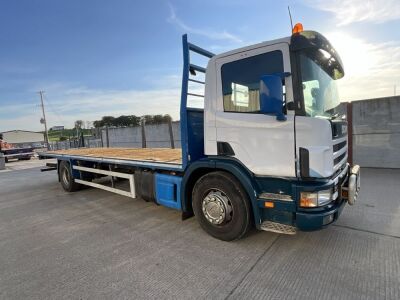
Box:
left=39, top=25, right=361, bottom=241
left=0, top=134, right=34, bottom=162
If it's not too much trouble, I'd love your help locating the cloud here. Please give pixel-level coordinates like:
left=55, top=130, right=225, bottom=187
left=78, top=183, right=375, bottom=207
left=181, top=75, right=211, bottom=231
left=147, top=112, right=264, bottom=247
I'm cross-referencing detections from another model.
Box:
left=0, top=71, right=207, bottom=132
left=306, top=0, right=400, bottom=25
left=325, top=32, right=400, bottom=101
left=0, top=85, right=182, bottom=131
left=167, top=2, right=242, bottom=43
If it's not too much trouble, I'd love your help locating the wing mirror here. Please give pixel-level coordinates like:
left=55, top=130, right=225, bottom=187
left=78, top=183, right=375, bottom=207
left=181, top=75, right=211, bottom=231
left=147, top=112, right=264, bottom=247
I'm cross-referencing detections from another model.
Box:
left=259, top=73, right=290, bottom=121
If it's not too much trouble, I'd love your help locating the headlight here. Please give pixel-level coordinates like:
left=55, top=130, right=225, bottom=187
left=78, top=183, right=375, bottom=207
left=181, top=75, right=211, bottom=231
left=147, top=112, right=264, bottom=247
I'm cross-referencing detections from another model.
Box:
left=317, top=189, right=332, bottom=206
left=300, top=189, right=332, bottom=208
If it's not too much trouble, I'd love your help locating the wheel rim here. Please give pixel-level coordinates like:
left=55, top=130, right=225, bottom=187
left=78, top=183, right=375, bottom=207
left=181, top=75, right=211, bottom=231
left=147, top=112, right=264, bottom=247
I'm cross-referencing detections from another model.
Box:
left=62, top=168, right=70, bottom=186
left=201, top=189, right=233, bottom=225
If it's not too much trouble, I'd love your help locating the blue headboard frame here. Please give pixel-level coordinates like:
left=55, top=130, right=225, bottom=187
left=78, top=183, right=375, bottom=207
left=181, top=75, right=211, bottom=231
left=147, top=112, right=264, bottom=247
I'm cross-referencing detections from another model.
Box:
left=180, top=34, right=215, bottom=169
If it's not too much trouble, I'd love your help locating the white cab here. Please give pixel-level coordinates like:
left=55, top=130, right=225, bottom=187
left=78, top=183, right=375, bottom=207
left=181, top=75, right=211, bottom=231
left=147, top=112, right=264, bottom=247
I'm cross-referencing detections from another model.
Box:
left=205, top=39, right=296, bottom=177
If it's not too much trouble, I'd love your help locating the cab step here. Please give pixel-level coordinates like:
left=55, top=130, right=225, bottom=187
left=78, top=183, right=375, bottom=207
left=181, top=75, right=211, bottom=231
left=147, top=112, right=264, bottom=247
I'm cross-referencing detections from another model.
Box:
left=260, top=221, right=297, bottom=235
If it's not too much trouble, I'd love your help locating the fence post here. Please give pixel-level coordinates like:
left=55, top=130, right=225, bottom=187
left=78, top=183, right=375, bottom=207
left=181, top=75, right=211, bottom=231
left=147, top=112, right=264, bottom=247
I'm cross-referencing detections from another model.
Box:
left=347, top=102, right=353, bottom=166
left=141, top=121, right=147, bottom=148
left=78, top=131, right=85, bottom=148
left=106, top=126, right=110, bottom=148
left=168, top=119, right=175, bottom=149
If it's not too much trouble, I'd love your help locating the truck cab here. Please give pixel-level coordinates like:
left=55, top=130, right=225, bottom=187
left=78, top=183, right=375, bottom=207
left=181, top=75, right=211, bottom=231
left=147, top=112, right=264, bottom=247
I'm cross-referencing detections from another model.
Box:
left=204, top=30, right=346, bottom=178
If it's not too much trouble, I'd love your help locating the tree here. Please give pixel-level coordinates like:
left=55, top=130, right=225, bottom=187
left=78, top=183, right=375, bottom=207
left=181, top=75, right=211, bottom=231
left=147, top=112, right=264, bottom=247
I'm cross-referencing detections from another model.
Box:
left=128, top=115, right=141, bottom=126
left=150, top=114, right=172, bottom=124
left=93, top=120, right=103, bottom=128
left=75, top=120, right=83, bottom=129
left=142, top=115, right=154, bottom=125
left=152, top=114, right=165, bottom=124
left=92, top=114, right=173, bottom=128
left=101, top=116, right=115, bottom=126
left=114, top=115, right=132, bottom=127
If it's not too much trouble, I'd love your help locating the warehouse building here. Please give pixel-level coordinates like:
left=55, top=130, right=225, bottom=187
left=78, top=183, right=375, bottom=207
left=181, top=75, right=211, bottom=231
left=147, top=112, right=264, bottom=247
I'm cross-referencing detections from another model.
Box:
left=0, top=130, right=45, bottom=148
left=50, top=126, right=64, bottom=131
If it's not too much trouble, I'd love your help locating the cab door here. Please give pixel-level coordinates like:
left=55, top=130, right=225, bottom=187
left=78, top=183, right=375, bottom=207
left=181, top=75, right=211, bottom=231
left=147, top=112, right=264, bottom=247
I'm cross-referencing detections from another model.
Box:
left=214, top=42, right=295, bottom=177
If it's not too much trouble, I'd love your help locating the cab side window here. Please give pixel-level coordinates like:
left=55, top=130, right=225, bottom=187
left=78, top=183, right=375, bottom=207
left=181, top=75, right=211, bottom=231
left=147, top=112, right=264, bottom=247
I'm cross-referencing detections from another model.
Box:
left=222, top=50, right=284, bottom=113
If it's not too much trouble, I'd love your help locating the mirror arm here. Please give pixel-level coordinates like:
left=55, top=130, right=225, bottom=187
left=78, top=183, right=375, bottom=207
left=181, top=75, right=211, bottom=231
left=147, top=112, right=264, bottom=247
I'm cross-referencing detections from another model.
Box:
left=275, top=72, right=290, bottom=121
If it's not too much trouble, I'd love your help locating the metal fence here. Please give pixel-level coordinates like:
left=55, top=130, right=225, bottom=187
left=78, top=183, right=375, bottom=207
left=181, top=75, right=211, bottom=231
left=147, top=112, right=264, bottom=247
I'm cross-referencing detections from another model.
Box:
left=48, top=121, right=181, bottom=151
left=49, top=137, right=102, bottom=150
left=100, top=121, right=181, bottom=149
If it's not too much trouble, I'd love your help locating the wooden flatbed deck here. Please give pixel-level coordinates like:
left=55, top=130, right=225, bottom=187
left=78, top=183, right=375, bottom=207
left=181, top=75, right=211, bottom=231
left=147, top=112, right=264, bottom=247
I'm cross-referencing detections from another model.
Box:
left=45, top=148, right=182, bottom=164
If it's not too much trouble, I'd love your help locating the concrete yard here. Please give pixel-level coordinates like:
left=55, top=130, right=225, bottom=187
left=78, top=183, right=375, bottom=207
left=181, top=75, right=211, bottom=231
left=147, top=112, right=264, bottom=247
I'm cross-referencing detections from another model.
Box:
left=0, top=162, right=399, bottom=299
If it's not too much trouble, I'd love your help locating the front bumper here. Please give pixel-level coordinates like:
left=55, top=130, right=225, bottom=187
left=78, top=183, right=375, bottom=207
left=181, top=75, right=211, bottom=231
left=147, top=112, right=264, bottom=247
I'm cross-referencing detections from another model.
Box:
left=256, top=164, right=361, bottom=233
left=296, top=164, right=360, bottom=231
left=296, top=198, right=346, bottom=231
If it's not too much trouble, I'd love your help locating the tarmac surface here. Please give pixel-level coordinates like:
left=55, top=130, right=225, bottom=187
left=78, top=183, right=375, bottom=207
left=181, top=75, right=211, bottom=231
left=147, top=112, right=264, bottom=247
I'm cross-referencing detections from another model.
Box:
left=0, top=159, right=399, bottom=299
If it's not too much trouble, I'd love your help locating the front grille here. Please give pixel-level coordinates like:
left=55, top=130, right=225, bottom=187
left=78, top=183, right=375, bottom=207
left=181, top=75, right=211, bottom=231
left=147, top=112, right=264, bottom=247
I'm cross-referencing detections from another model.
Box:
left=334, top=152, right=346, bottom=165
left=332, top=121, right=348, bottom=172
left=333, top=140, right=346, bottom=152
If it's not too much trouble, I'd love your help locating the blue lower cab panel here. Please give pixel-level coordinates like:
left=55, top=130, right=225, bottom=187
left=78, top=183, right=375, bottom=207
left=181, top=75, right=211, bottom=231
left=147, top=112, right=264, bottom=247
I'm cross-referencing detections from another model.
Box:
left=261, top=207, right=295, bottom=227
left=155, top=173, right=182, bottom=210
left=258, top=198, right=347, bottom=231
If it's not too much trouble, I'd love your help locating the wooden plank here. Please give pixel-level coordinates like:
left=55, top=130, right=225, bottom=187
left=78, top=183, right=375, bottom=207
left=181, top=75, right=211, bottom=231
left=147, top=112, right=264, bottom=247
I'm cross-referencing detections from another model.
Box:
left=46, top=147, right=182, bottom=164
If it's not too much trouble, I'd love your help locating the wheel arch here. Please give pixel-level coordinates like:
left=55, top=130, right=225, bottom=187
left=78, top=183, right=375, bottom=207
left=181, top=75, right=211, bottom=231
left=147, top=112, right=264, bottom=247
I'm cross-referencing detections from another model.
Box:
left=57, top=158, right=81, bottom=182
left=181, top=158, right=261, bottom=226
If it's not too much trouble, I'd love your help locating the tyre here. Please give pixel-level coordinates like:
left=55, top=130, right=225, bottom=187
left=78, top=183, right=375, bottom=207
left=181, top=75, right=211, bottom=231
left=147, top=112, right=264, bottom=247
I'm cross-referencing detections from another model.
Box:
left=59, top=161, right=81, bottom=192
left=192, top=171, right=252, bottom=241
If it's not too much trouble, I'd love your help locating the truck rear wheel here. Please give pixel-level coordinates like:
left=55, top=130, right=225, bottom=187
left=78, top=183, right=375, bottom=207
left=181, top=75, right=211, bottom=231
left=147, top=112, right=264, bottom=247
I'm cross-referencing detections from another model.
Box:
left=192, top=171, right=252, bottom=241
left=59, top=161, right=81, bottom=192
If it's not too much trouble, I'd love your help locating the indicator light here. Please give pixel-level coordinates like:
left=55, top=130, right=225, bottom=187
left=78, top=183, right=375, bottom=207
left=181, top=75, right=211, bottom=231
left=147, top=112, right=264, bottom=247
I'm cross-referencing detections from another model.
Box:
left=264, top=201, right=274, bottom=208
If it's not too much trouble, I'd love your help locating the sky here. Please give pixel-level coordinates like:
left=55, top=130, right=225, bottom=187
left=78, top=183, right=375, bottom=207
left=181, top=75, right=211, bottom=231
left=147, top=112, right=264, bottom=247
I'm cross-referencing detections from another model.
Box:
left=1, top=0, right=400, bottom=131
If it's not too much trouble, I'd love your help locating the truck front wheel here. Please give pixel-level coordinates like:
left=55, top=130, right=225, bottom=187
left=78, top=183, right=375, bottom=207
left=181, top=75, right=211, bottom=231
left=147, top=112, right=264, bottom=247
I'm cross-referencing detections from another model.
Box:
left=192, top=171, right=252, bottom=241
left=59, top=161, right=81, bottom=192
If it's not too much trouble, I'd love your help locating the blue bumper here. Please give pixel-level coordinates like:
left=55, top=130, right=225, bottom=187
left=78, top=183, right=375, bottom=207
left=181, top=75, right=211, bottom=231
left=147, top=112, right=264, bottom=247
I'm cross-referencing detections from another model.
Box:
left=296, top=199, right=347, bottom=231
left=256, top=163, right=351, bottom=232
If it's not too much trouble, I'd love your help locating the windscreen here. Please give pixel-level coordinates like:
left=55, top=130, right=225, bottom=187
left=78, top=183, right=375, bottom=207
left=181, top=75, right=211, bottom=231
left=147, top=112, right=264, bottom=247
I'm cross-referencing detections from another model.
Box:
left=291, top=31, right=344, bottom=118
left=299, top=48, right=343, bottom=117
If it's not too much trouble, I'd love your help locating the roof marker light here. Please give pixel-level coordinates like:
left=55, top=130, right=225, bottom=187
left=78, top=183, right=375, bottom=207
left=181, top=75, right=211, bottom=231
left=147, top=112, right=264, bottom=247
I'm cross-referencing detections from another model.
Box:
left=292, top=23, right=304, bottom=34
